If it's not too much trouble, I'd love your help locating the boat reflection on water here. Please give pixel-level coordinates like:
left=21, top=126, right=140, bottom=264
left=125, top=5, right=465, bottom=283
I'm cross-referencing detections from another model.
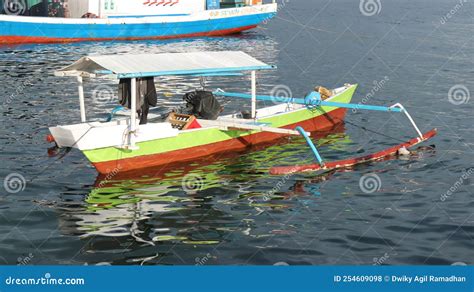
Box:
left=57, top=128, right=357, bottom=264
left=57, top=127, right=364, bottom=264
left=52, top=124, right=435, bottom=265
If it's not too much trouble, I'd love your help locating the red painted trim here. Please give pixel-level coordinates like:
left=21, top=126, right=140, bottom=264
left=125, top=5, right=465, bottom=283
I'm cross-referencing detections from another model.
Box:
left=94, top=126, right=347, bottom=184
left=0, top=25, right=257, bottom=44
left=93, top=109, right=348, bottom=174
left=269, top=128, right=438, bottom=175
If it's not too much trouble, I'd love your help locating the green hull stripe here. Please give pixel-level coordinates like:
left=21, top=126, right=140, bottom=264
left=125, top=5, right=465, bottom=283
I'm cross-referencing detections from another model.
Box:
left=83, top=85, right=357, bottom=163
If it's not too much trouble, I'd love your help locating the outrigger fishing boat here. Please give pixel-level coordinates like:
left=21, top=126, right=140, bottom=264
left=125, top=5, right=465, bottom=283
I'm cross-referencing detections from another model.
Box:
left=48, top=51, right=437, bottom=175
left=0, top=0, right=277, bottom=44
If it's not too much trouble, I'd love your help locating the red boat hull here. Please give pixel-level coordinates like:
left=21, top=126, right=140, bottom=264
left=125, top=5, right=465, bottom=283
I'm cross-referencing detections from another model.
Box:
left=92, top=108, right=348, bottom=174
left=0, top=25, right=257, bottom=45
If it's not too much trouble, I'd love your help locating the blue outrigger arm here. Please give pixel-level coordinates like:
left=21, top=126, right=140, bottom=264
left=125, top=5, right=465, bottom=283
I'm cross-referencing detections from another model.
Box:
left=304, top=92, right=423, bottom=139
left=295, top=126, right=325, bottom=167
left=105, top=106, right=126, bottom=122
left=214, top=90, right=403, bottom=113
left=303, top=91, right=403, bottom=113
left=213, top=90, right=424, bottom=139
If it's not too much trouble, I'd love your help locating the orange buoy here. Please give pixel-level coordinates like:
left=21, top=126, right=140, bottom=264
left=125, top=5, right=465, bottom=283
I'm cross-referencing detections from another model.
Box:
left=45, top=134, right=55, bottom=143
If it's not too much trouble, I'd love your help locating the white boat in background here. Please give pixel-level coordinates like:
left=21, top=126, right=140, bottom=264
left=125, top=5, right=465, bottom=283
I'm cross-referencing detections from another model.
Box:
left=0, top=0, right=277, bottom=44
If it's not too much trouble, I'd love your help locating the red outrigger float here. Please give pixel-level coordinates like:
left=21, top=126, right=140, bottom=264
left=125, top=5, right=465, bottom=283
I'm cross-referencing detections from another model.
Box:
left=268, top=97, right=438, bottom=175
left=270, top=129, right=438, bottom=175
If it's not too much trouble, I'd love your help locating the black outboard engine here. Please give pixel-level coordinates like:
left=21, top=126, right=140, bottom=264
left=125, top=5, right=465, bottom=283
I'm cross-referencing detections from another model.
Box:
left=179, top=91, right=222, bottom=120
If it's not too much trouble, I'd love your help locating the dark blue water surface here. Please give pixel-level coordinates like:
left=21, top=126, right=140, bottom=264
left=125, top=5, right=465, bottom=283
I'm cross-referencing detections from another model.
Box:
left=0, top=0, right=473, bottom=265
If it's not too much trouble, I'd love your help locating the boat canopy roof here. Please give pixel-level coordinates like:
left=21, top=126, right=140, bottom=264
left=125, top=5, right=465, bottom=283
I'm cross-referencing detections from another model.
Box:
left=55, top=51, right=275, bottom=79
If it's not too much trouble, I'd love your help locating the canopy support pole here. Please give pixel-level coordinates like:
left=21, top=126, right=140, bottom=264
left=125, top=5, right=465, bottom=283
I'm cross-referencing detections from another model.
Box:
left=251, top=71, right=257, bottom=119
left=129, top=78, right=139, bottom=150
left=77, top=76, right=86, bottom=123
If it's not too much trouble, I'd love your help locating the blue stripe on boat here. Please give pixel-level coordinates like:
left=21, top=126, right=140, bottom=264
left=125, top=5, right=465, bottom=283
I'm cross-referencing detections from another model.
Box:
left=0, top=13, right=275, bottom=39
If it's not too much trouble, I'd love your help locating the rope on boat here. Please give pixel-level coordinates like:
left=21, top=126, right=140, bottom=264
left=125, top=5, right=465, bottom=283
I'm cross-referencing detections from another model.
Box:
left=344, top=120, right=407, bottom=143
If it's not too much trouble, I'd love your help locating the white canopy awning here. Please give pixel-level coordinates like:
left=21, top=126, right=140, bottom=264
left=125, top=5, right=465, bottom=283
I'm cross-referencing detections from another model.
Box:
left=55, top=51, right=275, bottom=79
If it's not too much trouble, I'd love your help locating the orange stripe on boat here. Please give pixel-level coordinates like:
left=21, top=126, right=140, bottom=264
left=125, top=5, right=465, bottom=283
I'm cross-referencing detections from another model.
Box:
left=92, top=109, right=347, bottom=174
left=0, top=25, right=257, bottom=45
